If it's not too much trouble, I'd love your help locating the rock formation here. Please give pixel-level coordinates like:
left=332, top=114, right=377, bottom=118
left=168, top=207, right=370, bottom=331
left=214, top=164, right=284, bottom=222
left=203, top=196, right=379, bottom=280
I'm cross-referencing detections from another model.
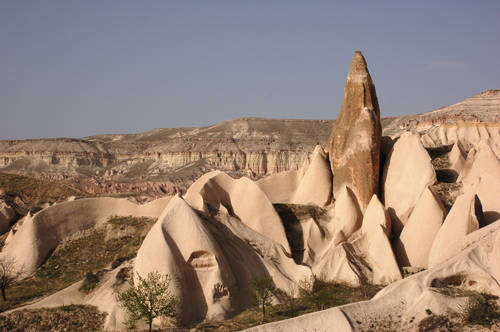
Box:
left=257, top=145, right=332, bottom=207
left=394, top=186, right=446, bottom=268
left=0, top=197, right=171, bottom=274
left=428, top=192, right=485, bottom=267
left=476, top=174, right=500, bottom=224
left=332, top=186, right=362, bottom=240
left=2, top=52, right=500, bottom=331
left=458, top=140, right=500, bottom=191
left=0, top=199, right=15, bottom=234
left=246, top=219, right=500, bottom=332
left=361, top=194, right=391, bottom=237
left=448, top=140, right=466, bottom=174
left=382, top=132, right=437, bottom=234
left=327, top=51, right=382, bottom=211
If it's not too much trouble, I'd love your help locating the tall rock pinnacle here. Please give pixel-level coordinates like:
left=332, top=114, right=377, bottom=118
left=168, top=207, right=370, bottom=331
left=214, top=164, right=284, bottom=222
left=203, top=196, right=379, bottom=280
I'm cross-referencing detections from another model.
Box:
left=327, top=51, right=382, bottom=211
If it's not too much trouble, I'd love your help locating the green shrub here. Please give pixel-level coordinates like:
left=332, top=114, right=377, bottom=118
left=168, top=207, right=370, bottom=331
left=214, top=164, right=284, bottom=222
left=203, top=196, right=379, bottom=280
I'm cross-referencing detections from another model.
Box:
left=115, top=267, right=131, bottom=286
left=111, top=253, right=135, bottom=269
left=460, top=293, right=500, bottom=327
left=79, top=272, right=102, bottom=293
left=249, top=275, right=276, bottom=321
left=117, top=272, right=177, bottom=332
left=107, top=215, right=155, bottom=228
left=0, top=305, right=106, bottom=331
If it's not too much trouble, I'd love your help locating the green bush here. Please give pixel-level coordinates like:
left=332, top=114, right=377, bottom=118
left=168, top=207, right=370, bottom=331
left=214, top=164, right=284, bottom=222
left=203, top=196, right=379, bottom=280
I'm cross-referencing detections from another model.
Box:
left=249, top=275, right=276, bottom=321
left=0, top=305, right=106, bottom=331
left=107, top=215, right=155, bottom=228
left=79, top=272, right=102, bottom=294
left=117, top=271, right=177, bottom=332
left=460, top=293, right=500, bottom=327
left=115, top=267, right=131, bottom=286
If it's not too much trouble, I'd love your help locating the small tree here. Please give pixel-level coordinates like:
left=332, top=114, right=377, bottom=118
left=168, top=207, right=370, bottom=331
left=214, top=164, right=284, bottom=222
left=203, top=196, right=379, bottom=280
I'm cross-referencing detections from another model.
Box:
left=299, top=275, right=330, bottom=311
left=117, top=271, right=177, bottom=332
left=0, top=257, right=23, bottom=301
left=250, top=275, right=275, bottom=321
left=275, top=287, right=300, bottom=317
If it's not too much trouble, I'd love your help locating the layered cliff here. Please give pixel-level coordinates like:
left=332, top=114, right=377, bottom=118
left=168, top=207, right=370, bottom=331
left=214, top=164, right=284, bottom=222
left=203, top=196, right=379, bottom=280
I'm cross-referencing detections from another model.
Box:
left=0, top=90, right=499, bottom=196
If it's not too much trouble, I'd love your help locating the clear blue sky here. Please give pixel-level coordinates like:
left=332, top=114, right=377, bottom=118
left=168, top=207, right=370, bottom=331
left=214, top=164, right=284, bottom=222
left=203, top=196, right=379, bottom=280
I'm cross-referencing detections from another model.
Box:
left=1, top=1, right=499, bottom=139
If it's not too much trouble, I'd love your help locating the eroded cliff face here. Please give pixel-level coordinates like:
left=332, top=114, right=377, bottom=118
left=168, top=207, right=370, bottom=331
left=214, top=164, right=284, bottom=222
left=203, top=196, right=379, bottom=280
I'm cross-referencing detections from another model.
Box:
left=0, top=91, right=499, bottom=196
left=0, top=118, right=333, bottom=194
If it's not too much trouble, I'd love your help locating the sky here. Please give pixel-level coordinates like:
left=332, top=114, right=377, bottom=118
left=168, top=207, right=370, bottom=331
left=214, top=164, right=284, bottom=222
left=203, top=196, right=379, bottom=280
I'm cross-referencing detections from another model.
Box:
left=1, top=1, right=499, bottom=139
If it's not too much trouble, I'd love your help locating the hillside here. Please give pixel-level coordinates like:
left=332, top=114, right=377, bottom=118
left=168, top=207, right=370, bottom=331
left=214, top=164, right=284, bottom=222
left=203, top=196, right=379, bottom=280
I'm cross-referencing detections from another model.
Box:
left=0, top=90, right=499, bottom=199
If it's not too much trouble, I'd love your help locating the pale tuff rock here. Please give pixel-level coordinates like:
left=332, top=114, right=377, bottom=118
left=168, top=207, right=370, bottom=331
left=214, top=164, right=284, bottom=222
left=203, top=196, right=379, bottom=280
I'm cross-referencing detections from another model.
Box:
left=292, top=145, right=332, bottom=206
left=475, top=174, right=500, bottom=224
left=428, top=192, right=485, bottom=267
left=256, top=170, right=301, bottom=204
left=360, top=194, right=391, bottom=237
left=332, top=186, right=362, bottom=240
left=134, top=196, right=236, bottom=323
left=382, top=132, right=437, bottom=234
left=358, top=225, right=402, bottom=284
left=458, top=140, right=500, bottom=191
left=298, top=216, right=331, bottom=267
left=311, top=242, right=367, bottom=286
left=394, top=186, right=446, bottom=268
left=448, top=140, right=467, bottom=174
left=257, top=145, right=332, bottom=207
left=0, top=199, right=15, bottom=234
left=136, top=194, right=312, bottom=325
left=184, top=172, right=290, bottom=252
left=0, top=197, right=171, bottom=274
left=419, top=121, right=500, bottom=152
left=247, top=219, right=500, bottom=332
left=327, top=51, right=382, bottom=211
left=17, top=262, right=133, bottom=331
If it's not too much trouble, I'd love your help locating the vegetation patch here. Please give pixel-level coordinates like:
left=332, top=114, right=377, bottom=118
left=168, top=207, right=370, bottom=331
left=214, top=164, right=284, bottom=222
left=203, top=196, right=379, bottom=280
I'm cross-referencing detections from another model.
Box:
left=0, top=228, right=146, bottom=312
left=431, top=154, right=451, bottom=170
left=114, top=267, right=132, bottom=287
left=79, top=271, right=105, bottom=294
left=107, top=215, right=155, bottom=229
left=194, top=278, right=383, bottom=331
left=0, top=305, right=106, bottom=332
left=402, top=267, right=426, bottom=278
left=0, top=172, right=85, bottom=215
left=432, top=182, right=462, bottom=211
left=417, top=314, right=455, bottom=332
left=460, top=292, right=500, bottom=327
left=274, top=203, right=327, bottom=221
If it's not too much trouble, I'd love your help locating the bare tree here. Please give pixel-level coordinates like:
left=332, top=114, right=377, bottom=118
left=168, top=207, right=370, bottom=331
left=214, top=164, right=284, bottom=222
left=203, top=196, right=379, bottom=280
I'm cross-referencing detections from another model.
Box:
left=0, top=257, right=23, bottom=301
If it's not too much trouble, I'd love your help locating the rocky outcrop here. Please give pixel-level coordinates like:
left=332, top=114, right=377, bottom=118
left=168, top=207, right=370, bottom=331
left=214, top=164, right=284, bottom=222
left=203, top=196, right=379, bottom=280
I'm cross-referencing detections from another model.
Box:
left=184, top=172, right=291, bottom=252
left=394, top=186, right=446, bottom=268
left=382, top=132, right=437, bottom=234
left=0, top=118, right=332, bottom=177
left=327, top=51, right=382, bottom=211
left=257, top=145, right=332, bottom=207
left=361, top=195, right=391, bottom=237
left=0, top=199, right=15, bottom=234
left=0, top=197, right=171, bottom=274
left=383, top=89, right=500, bottom=136
left=428, top=193, right=485, bottom=267
left=458, top=140, right=500, bottom=190
left=476, top=174, right=500, bottom=224
left=332, top=186, right=362, bottom=240
left=448, top=141, right=466, bottom=173
left=134, top=196, right=237, bottom=323
left=248, top=219, right=500, bottom=332
left=0, top=90, right=499, bottom=199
